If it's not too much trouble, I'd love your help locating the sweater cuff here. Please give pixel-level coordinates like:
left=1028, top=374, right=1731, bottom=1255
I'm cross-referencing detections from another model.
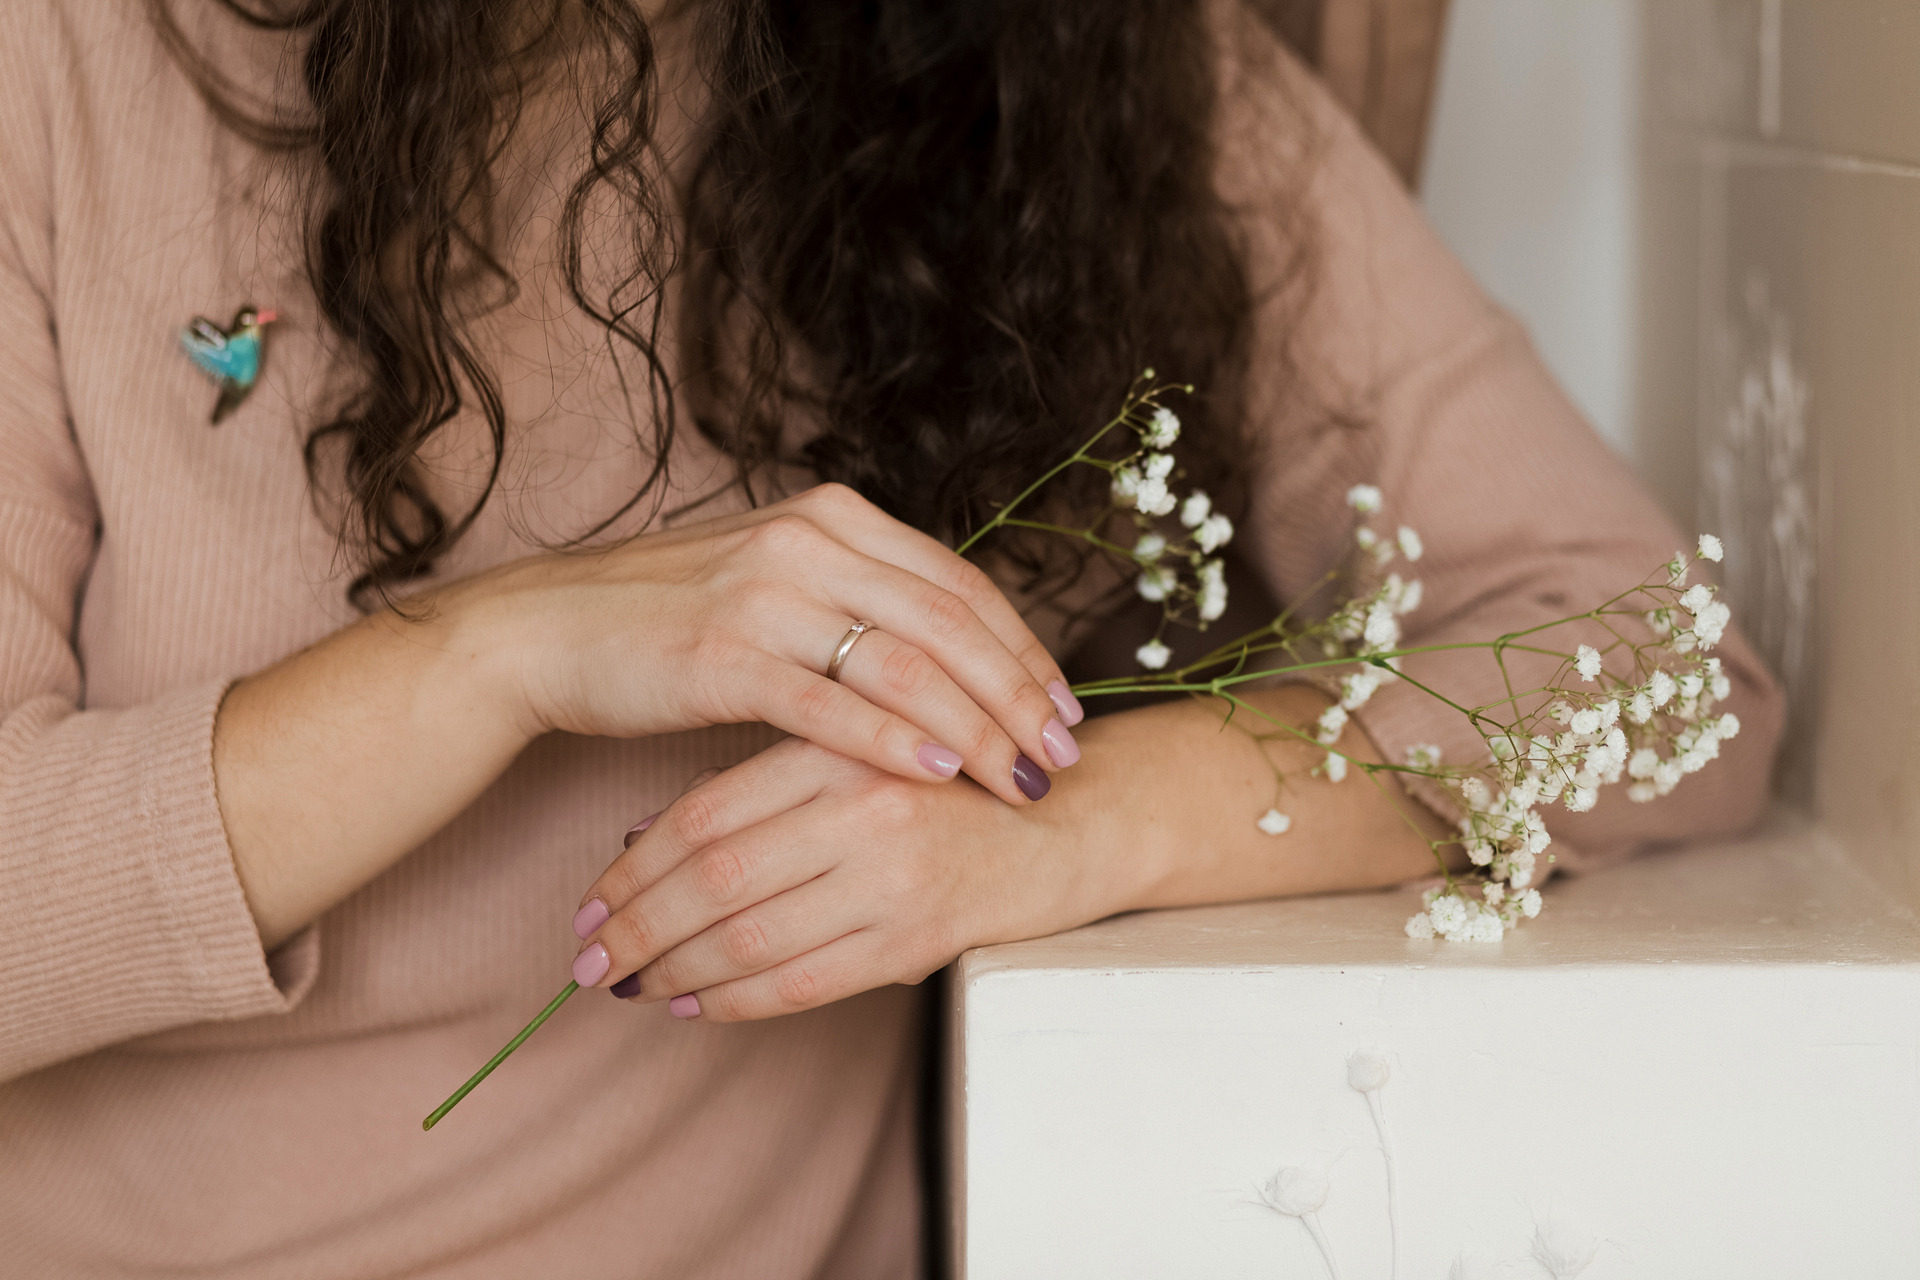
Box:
left=0, top=679, right=317, bottom=1081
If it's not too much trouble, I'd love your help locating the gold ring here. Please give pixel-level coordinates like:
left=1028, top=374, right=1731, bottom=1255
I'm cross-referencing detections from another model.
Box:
left=826, top=620, right=877, bottom=683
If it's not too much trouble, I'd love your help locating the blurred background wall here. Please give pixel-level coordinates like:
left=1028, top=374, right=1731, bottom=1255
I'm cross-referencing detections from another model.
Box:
left=1417, top=0, right=1919, bottom=900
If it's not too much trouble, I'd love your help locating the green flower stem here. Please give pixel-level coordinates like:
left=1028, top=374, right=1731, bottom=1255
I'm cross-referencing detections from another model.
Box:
left=423, top=980, right=579, bottom=1131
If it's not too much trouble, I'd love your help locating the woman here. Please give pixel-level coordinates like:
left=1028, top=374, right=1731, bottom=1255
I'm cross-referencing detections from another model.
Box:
left=0, top=0, right=1780, bottom=1275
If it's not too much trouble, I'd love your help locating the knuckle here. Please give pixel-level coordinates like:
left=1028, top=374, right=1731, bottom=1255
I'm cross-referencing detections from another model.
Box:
left=945, top=558, right=998, bottom=607
left=794, top=677, right=841, bottom=725
left=718, top=913, right=771, bottom=969
left=694, top=844, right=749, bottom=904
left=856, top=778, right=920, bottom=830
left=802, top=482, right=865, bottom=516
left=604, top=909, right=657, bottom=962
left=672, top=789, right=727, bottom=850
left=921, top=588, right=974, bottom=641
left=878, top=642, right=937, bottom=700
left=747, top=513, right=820, bottom=559
left=773, top=963, right=820, bottom=1011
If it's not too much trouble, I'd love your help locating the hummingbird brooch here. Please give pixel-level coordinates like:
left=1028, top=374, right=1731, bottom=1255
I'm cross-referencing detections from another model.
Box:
left=179, top=306, right=278, bottom=425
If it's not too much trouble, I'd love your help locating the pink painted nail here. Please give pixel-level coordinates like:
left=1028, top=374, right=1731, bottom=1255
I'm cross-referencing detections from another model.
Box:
left=572, top=897, right=610, bottom=940
left=572, top=942, right=610, bottom=987
left=1040, top=718, right=1081, bottom=768
left=1047, top=680, right=1085, bottom=728
left=623, top=812, right=660, bottom=849
left=917, top=743, right=963, bottom=779
left=668, top=993, right=701, bottom=1019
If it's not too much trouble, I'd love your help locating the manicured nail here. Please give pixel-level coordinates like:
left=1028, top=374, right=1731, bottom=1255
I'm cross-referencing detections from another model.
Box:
left=917, top=743, right=963, bottom=779
left=1012, top=754, right=1051, bottom=801
left=623, top=812, right=660, bottom=849
left=1047, top=680, right=1085, bottom=727
left=669, top=993, right=701, bottom=1019
left=610, top=971, right=643, bottom=1000
left=572, top=897, right=610, bottom=940
left=1040, top=718, right=1080, bottom=768
left=572, top=942, right=610, bottom=987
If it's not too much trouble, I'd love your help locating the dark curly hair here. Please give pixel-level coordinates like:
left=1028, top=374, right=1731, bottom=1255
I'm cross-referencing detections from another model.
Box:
left=152, top=0, right=1286, bottom=605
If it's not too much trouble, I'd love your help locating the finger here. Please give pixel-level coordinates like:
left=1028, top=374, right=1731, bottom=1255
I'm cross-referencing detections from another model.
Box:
left=626, top=871, right=870, bottom=1004
left=579, top=801, right=844, bottom=990
left=790, top=486, right=1081, bottom=723
left=579, top=740, right=836, bottom=922
left=795, top=544, right=1076, bottom=783
left=667, top=928, right=928, bottom=1024
left=830, top=628, right=1035, bottom=806
left=742, top=657, right=1048, bottom=803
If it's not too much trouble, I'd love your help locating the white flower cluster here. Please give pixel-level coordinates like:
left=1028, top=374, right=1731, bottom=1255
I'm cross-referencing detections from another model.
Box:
left=1402, top=539, right=1740, bottom=942
left=1111, top=407, right=1238, bottom=670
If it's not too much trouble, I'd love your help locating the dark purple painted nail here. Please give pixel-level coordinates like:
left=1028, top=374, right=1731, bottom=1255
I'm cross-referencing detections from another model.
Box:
left=610, top=971, right=643, bottom=1000
left=1012, top=754, right=1051, bottom=802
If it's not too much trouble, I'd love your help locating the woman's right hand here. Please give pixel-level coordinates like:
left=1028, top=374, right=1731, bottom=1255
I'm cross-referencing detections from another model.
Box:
left=450, top=482, right=1085, bottom=806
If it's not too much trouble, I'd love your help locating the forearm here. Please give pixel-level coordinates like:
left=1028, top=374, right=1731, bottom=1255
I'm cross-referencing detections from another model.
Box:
left=1044, top=684, right=1452, bottom=918
left=214, top=593, right=530, bottom=949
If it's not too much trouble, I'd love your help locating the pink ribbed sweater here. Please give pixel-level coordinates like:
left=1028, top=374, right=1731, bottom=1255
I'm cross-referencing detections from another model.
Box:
left=0, top=2, right=1780, bottom=1276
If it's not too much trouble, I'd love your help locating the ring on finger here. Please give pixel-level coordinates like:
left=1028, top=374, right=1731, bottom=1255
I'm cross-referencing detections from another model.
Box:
left=825, top=620, right=877, bottom=683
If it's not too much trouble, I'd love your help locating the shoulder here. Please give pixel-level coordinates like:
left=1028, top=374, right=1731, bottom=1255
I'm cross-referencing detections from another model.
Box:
left=1203, top=0, right=1512, bottom=420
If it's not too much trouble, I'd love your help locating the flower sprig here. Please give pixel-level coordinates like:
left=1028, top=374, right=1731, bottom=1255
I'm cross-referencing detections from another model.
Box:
left=956, top=372, right=1745, bottom=945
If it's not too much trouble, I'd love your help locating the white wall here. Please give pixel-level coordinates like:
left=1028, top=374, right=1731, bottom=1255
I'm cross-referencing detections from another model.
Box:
left=1419, top=0, right=1640, bottom=457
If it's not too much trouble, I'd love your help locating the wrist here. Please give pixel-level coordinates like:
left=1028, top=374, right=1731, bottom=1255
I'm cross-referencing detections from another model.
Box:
left=411, top=567, right=549, bottom=751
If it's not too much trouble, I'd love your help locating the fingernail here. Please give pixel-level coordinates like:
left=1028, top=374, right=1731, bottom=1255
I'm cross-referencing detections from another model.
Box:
left=623, top=812, right=660, bottom=849
left=572, top=942, right=610, bottom=987
left=1012, top=754, right=1051, bottom=802
left=610, top=971, right=643, bottom=999
left=917, top=743, right=963, bottom=779
left=669, top=993, right=702, bottom=1019
left=1047, top=680, right=1085, bottom=727
left=1040, top=718, right=1080, bottom=768
left=572, top=897, right=610, bottom=940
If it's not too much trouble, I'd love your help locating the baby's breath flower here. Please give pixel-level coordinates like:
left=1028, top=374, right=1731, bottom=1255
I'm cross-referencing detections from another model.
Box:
left=1396, top=525, right=1424, bottom=562
left=1323, top=751, right=1348, bottom=783
left=1257, top=808, right=1292, bottom=835
left=1649, top=670, right=1677, bottom=707
left=1346, top=484, right=1383, bottom=514
left=1387, top=574, right=1423, bottom=614
left=1134, top=639, right=1171, bottom=670
left=1179, top=490, right=1211, bottom=529
left=1362, top=601, right=1400, bottom=652
left=1693, top=600, right=1731, bottom=648
left=1575, top=644, right=1603, bottom=681
left=1404, top=912, right=1436, bottom=939
left=1428, top=894, right=1468, bottom=935
left=1697, top=532, right=1724, bottom=562
left=1196, top=559, right=1228, bottom=622
left=1679, top=583, right=1714, bottom=615
left=1569, top=707, right=1602, bottom=736
left=1136, top=564, right=1176, bottom=602
left=1111, top=466, right=1141, bottom=507
left=1627, top=691, right=1654, bottom=723
left=1143, top=406, right=1180, bottom=448
left=1627, top=781, right=1657, bottom=803
left=1339, top=667, right=1383, bottom=709
left=1143, top=452, right=1175, bottom=481
left=1132, top=531, right=1166, bottom=560
left=1134, top=474, right=1176, bottom=518
left=1668, top=552, right=1690, bottom=587
left=1404, top=742, right=1442, bottom=769
left=1484, top=882, right=1505, bottom=904
left=1717, top=712, right=1742, bottom=739
left=1195, top=512, right=1234, bottom=553
left=1315, top=704, right=1349, bottom=745
left=1517, top=888, right=1543, bottom=918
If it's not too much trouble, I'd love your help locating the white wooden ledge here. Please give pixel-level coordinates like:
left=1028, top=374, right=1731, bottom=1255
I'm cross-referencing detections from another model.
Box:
left=948, top=812, right=1920, bottom=1278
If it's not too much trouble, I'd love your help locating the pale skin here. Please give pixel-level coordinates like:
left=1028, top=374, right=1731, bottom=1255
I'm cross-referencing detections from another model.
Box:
left=215, top=483, right=1446, bottom=1011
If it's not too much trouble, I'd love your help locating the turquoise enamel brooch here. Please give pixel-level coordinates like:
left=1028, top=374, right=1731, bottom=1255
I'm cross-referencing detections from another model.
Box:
left=180, top=306, right=277, bottom=425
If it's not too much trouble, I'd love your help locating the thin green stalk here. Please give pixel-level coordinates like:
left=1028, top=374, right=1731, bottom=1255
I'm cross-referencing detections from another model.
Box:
left=423, top=980, right=579, bottom=1131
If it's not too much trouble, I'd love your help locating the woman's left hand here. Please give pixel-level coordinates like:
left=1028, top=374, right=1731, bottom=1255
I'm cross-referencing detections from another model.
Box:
left=568, top=736, right=1125, bottom=1020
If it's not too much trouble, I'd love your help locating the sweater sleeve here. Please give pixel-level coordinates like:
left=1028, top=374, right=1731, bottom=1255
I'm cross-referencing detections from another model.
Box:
left=0, top=5, right=316, bottom=1085
left=1212, top=3, right=1784, bottom=868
